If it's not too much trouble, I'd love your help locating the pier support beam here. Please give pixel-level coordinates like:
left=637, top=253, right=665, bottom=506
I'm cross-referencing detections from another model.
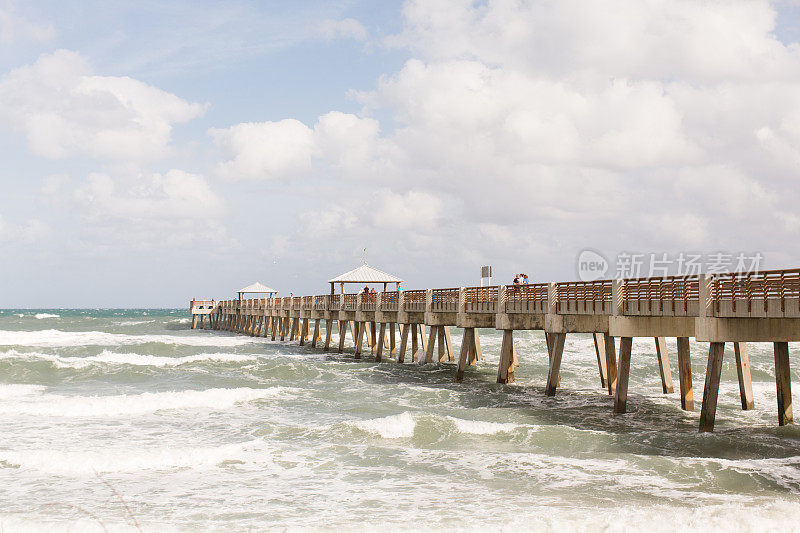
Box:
left=613, top=337, right=633, bottom=413
left=655, top=337, right=674, bottom=394
left=593, top=333, right=608, bottom=388
left=299, top=318, right=308, bottom=345
left=604, top=333, right=617, bottom=395
left=774, top=341, right=793, bottom=427
left=376, top=323, right=386, bottom=362
left=424, top=326, right=438, bottom=364
left=338, top=320, right=349, bottom=354
left=324, top=320, right=333, bottom=350
left=354, top=322, right=365, bottom=358
left=411, top=325, right=420, bottom=362
left=545, top=333, right=566, bottom=396
left=473, top=329, right=482, bottom=362
left=699, top=342, right=725, bottom=432
left=677, top=337, right=694, bottom=411
left=398, top=324, right=409, bottom=363
left=456, top=328, right=477, bottom=383
left=311, top=319, right=321, bottom=347
left=734, top=342, right=755, bottom=410
left=443, top=326, right=454, bottom=362
left=497, top=330, right=516, bottom=384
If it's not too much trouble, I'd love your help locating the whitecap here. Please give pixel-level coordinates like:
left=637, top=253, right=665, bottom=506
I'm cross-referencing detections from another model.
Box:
left=0, top=329, right=258, bottom=348
left=446, top=416, right=531, bottom=435
left=0, top=349, right=259, bottom=369
left=34, top=313, right=59, bottom=319
left=0, top=439, right=267, bottom=475
left=0, top=383, right=46, bottom=399
left=0, top=386, right=293, bottom=418
left=116, top=319, right=155, bottom=326
left=350, top=412, right=417, bottom=439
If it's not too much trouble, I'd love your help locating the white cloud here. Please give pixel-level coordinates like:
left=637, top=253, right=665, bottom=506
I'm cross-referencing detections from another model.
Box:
left=68, top=168, right=228, bottom=251
left=0, top=49, right=206, bottom=160
left=317, top=18, right=368, bottom=41
left=372, top=189, right=443, bottom=230
left=74, top=169, right=222, bottom=220
left=0, top=214, right=50, bottom=244
left=210, top=112, right=396, bottom=181
left=209, top=119, right=315, bottom=180
left=298, top=206, right=357, bottom=238
left=0, top=1, right=54, bottom=44
left=256, top=0, right=800, bottom=281
left=390, top=0, right=800, bottom=82
left=39, top=173, right=70, bottom=195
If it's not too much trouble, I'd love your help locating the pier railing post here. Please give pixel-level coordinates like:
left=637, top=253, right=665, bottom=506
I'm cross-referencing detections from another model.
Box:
left=699, top=273, right=713, bottom=318
left=547, top=282, right=557, bottom=315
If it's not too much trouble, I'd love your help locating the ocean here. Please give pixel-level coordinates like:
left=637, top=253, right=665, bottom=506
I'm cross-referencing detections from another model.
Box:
left=1, top=308, right=800, bottom=531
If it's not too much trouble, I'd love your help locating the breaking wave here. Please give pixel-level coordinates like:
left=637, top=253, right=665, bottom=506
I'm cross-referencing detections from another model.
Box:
left=0, top=385, right=292, bottom=417
left=0, top=329, right=258, bottom=347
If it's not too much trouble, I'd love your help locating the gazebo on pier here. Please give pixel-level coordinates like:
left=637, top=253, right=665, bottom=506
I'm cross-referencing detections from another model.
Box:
left=237, top=282, right=279, bottom=301
left=328, top=263, right=403, bottom=294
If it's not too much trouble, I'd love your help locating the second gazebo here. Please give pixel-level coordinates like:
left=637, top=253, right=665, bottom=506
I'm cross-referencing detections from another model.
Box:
left=328, top=262, right=403, bottom=294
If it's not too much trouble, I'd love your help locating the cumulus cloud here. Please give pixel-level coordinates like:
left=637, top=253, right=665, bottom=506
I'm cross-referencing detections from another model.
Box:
left=372, top=189, right=443, bottom=230
left=0, top=214, right=50, bottom=244
left=68, top=168, right=228, bottom=250
left=74, top=169, right=222, bottom=220
left=317, top=18, right=368, bottom=41
left=210, top=111, right=396, bottom=181
left=0, top=1, right=54, bottom=44
left=0, top=49, right=206, bottom=160
left=209, top=119, right=315, bottom=180
left=390, top=0, right=800, bottom=82
left=247, top=0, right=800, bottom=282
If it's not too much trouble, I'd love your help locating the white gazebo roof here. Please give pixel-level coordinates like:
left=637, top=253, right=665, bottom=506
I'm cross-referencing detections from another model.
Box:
left=328, top=263, right=403, bottom=284
left=238, top=282, right=278, bottom=294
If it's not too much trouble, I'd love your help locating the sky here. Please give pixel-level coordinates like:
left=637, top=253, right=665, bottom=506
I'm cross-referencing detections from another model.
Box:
left=2, top=0, right=800, bottom=307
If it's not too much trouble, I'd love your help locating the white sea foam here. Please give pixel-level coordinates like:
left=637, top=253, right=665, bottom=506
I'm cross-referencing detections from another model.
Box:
left=0, top=383, right=46, bottom=399
left=0, top=329, right=258, bottom=347
left=34, top=313, right=60, bottom=319
left=350, top=412, right=417, bottom=439
left=116, top=319, right=155, bottom=326
left=446, top=416, right=530, bottom=435
left=0, top=349, right=259, bottom=369
left=0, top=387, right=290, bottom=418
left=0, top=439, right=267, bottom=475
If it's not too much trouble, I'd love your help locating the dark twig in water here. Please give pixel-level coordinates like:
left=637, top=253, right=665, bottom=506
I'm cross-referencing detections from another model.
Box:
left=95, top=472, right=142, bottom=532
left=42, top=503, right=109, bottom=533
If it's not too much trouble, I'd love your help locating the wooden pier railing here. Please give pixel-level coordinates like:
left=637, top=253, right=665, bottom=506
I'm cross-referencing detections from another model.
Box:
left=623, top=275, right=699, bottom=316
left=505, top=284, right=547, bottom=314
left=465, top=286, right=498, bottom=313
left=556, top=280, right=613, bottom=314
left=431, top=288, right=459, bottom=313
left=403, top=290, right=425, bottom=312
left=713, top=268, right=800, bottom=317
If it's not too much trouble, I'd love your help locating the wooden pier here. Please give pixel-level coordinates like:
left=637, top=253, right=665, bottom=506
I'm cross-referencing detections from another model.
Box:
left=190, top=267, right=800, bottom=432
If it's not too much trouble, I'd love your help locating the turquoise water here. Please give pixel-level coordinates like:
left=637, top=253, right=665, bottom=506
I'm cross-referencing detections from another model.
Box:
left=1, top=309, right=800, bottom=531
